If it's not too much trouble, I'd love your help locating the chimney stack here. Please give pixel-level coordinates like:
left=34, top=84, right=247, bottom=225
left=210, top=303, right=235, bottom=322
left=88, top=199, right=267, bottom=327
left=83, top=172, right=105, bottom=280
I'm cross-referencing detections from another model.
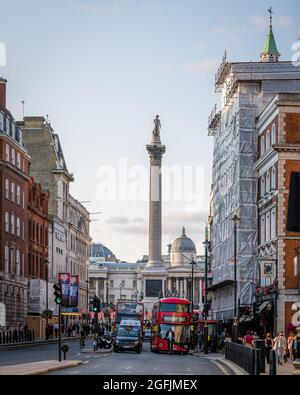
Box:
left=0, top=78, right=7, bottom=109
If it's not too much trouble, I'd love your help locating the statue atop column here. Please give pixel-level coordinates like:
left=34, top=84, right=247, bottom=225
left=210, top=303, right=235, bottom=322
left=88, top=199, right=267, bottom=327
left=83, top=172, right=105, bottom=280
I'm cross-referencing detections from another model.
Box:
left=153, top=115, right=161, bottom=136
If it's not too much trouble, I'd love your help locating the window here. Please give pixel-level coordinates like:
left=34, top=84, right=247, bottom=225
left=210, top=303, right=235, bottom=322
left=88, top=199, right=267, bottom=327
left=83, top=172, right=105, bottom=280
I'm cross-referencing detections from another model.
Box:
left=17, top=152, right=21, bottom=169
left=271, top=124, right=276, bottom=145
left=5, top=144, right=9, bottom=161
left=261, top=136, right=265, bottom=155
left=133, top=280, right=137, bottom=289
left=120, top=280, right=125, bottom=287
left=5, top=212, right=9, bottom=232
left=266, top=172, right=271, bottom=193
left=266, top=212, right=271, bottom=242
left=11, top=182, right=15, bottom=202
left=4, top=246, right=9, bottom=272
left=11, top=214, right=15, bottom=235
left=271, top=167, right=276, bottom=190
left=10, top=249, right=14, bottom=274
left=6, top=117, right=10, bottom=134
left=16, top=250, right=20, bottom=276
left=294, top=256, right=298, bottom=277
left=261, top=217, right=265, bottom=244
left=271, top=209, right=276, bottom=240
left=22, top=222, right=25, bottom=240
left=5, top=179, right=9, bottom=199
left=261, top=176, right=265, bottom=198
left=11, top=148, right=15, bottom=166
left=266, top=130, right=271, bottom=150
left=23, top=159, right=26, bottom=174
left=16, top=186, right=21, bottom=205
left=16, top=218, right=21, bottom=237
left=22, top=191, right=25, bottom=209
left=110, top=280, right=114, bottom=288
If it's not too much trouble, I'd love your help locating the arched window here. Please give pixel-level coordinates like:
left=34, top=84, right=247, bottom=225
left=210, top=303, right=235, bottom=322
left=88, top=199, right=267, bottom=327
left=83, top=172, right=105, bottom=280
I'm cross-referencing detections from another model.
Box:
left=266, top=212, right=271, bottom=242
left=266, top=172, right=271, bottom=193
left=271, top=124, right=276, bottom=145
left=271, top=209, right=276, bottom=239
left=261, top=216, right=265, bottom=244
left=261, top=136, right=265, bottom=155
left=261, top=176, right=265, bottom=198
left=271, top=167, right=276, bottom=190
left=266, top=130, right=271, bottom=150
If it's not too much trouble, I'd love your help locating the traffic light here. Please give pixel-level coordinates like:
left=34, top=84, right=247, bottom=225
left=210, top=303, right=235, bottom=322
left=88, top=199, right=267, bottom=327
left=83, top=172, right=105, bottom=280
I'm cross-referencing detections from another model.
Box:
left=89, top=296, right=101, bottom=313
left=53, top=283, right=62, bottom=305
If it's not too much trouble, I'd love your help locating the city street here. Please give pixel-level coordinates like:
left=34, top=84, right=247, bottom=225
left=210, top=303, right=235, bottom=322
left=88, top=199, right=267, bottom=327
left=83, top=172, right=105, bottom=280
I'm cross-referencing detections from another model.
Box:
left=0, top=341, right=226, bottom=375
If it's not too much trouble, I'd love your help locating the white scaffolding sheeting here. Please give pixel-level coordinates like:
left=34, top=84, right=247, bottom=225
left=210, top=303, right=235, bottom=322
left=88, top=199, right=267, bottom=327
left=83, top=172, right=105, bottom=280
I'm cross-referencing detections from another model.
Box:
left=210, top=61, right=300, bottom=320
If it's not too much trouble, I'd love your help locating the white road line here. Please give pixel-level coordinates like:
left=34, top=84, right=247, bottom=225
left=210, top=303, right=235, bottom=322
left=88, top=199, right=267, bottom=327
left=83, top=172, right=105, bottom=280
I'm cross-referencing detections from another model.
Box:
left=211, top=360, right=229, bottom=375
left=70, top=371, right=80, bottom=374
left=83, top=361, right=89, bottom=364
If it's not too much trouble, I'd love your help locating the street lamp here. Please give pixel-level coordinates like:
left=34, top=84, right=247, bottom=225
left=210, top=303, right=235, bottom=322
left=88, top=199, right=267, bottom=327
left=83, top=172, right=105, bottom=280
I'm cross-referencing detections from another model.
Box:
left=232, top=209, right=239, bottom=343
left=44, top=260, right=50, bottom=340
left=203, top=227, right=210, bottom=355
left=85, top=280, right=89, bottom=312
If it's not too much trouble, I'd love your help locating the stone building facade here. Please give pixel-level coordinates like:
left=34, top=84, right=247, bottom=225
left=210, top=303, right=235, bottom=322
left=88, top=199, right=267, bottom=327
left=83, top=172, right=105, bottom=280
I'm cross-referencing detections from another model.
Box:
left=0, top=78, right=30, bottom=328
left=68, top=194, right=91, bottom=313
left=208, top=17, right=300, bottom=323
left=20, top=117, right=74, bottom=286
left=255, top=93, right=300, bottom=334
left=89, top=229, right=212, bottom=315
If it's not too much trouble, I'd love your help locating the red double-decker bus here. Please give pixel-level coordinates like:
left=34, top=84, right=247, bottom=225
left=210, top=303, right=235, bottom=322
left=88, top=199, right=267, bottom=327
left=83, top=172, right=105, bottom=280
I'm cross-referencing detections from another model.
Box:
left=150, top=298, right=191, bottom=354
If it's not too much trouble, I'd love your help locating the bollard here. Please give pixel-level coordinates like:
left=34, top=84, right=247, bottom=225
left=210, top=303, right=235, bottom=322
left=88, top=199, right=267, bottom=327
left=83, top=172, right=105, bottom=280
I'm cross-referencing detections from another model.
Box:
left=269, top=350, right=277, bottom=375
left=61, top=345, right=69, bottom=361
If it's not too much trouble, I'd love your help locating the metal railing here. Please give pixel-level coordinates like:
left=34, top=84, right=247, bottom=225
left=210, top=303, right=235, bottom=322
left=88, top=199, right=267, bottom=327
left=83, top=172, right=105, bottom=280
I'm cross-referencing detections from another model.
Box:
left=0, top=329, right=35, bottom=344
left=225, top=341, right=261, bottom=375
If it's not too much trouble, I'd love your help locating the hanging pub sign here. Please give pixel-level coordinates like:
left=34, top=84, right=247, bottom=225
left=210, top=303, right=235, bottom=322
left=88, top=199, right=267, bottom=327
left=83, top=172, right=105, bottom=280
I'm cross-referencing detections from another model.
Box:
left=69, top=275, right=79, bottom=308
left=59, top=273, right=71, bottom=307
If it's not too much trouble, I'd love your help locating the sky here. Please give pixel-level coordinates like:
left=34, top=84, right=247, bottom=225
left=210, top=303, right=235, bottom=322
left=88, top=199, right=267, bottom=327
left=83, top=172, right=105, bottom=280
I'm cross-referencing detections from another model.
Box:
left=1, top=0, right=300, bottom=262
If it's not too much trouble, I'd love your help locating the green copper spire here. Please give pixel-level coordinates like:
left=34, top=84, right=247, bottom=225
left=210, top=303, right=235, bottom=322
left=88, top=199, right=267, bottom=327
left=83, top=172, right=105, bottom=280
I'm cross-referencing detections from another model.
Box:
left=260, top=7, right=281, bottom=62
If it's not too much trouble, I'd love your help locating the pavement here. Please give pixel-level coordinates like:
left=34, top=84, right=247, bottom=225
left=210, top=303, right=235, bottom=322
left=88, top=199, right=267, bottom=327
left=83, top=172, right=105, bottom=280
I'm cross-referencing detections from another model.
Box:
left=262, top=361, right=295, bottom=376
left=0, top=360, right=82, bottom=375
left=189, top=351, right=247, bottom=375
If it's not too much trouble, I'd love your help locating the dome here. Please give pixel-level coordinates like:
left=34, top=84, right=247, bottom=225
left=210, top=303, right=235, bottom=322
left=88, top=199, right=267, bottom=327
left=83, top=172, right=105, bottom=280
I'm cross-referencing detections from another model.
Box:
left=171, top=228, right=196, bottom=254
left=90, top=243, right=116, bottom=261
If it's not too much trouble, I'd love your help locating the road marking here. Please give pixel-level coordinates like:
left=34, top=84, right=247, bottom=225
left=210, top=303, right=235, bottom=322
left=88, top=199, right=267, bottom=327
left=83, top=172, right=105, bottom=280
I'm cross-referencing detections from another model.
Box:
left=70, top=371, right=80, bottom=374
left=211, top=360, right=229, bottom=375
left=76, top=353, right=80, bottom=356
left=83, top=361, right=89, bottom=364
left=94, top=365, right=99, bottom=368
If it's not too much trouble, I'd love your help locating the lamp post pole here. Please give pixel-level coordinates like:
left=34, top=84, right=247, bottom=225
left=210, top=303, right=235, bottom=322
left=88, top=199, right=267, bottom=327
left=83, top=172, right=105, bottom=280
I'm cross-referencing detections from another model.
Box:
left=232, top=210, right=239, bottom=343
left=191, top=259, right=194, bottom=314
left=45, top=260, right=49, bottom=340
left=203, top=227, right=209, bottom=355
left=86, top=280, right=89, bottom=312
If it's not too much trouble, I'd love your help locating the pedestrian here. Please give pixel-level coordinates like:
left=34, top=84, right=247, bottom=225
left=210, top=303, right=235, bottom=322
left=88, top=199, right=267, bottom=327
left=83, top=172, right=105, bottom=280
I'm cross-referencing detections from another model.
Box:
left=243, top=331, right=254, bottom=348
left=165, top=328, right=175, bottom=355
left=54, top=322, right=59, bottom=338
left=93, top=339, right=97, bottom=352
left=273, top=331, right=287, bottom=366
left=265, top=333, right=273, bottom=364
left=72, top=323, right=76, bottom=337
left=288, top=332, right=297, bottom=362
left=67, top=325, right=72, bottom=337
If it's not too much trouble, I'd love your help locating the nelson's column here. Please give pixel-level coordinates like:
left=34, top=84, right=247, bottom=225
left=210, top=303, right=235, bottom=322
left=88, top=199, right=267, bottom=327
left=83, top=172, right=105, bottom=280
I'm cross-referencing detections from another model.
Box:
left=142, top=115, right=167, bottom=311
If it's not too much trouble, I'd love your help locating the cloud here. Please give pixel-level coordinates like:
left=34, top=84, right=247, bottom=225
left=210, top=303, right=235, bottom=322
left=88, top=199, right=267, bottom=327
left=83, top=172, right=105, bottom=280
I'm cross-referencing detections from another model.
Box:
left=106, top=215, right=145, bottom=225
left=163, top=211, right=207, bottom=236
left=250, top=15, right=293, bottom=31
left=182, top=59, right=220, bottom=74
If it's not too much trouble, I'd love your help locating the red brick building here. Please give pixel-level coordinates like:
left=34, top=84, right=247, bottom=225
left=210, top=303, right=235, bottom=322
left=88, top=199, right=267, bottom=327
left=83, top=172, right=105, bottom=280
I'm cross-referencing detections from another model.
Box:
left=255, top=93, right=300, bottom=336
left=28, top=177, right=49, bottom=283
left=0, top=78, right=30, bottom=328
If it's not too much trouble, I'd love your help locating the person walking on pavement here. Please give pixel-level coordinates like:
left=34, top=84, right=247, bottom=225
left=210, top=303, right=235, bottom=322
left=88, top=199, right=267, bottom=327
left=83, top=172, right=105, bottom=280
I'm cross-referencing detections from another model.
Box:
left=288, top=332, right=297, bottom=362
left=54, top=322, right=59, bottom=338
left=273, top=331, right=287, bottom=365
left=243, top=331, right=254, bottom=348
left=265, top=333, right=273, bottom=365
left=166, top=328, right=175, bottom=355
